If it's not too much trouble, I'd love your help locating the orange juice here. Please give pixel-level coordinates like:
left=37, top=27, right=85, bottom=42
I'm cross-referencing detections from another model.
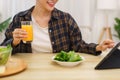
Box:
left=21, top=21, right=33, bottom=43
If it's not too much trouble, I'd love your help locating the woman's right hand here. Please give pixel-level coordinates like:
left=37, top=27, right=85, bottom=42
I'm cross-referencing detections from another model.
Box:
left=12, top=28, right=28, bottom=46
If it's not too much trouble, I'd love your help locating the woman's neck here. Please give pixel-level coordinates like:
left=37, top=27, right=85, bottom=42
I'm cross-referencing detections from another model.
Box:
left=31, top=5, right=51, bottom=28
left=32, top=5, right=51, bottom=18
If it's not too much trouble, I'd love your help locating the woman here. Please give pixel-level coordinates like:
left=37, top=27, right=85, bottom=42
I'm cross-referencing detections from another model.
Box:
left=1, top=0, right=114, bottom=55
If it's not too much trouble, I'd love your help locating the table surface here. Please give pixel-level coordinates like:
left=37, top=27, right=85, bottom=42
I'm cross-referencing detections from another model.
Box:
left=1, top=52, right=120, bottom=80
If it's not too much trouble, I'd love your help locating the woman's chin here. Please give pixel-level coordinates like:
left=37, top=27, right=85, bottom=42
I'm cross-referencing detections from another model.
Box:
left=47, top=7, right=55, bottom=12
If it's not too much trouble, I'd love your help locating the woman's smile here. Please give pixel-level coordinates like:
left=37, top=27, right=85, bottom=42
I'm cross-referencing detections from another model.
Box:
left=47, top=0, right=56, bottom=7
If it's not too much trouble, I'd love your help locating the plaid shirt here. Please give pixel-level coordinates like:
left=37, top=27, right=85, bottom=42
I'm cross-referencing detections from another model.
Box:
left=1, top=6, right=101, bottom=55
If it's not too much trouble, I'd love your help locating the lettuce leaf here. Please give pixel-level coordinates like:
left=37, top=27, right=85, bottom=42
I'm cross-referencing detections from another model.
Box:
left=54, top=51, right=82, bottom=62
left=0, top=44, right=12, bottom=65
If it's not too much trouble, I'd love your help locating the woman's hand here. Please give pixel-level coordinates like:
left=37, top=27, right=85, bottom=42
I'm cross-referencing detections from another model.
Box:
left=96, top=39, right=115, bottom=51
left=12, top=28, right=28, bottom=46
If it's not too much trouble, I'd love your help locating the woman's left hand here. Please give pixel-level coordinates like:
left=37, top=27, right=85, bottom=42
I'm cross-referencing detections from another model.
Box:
left=96, top=39, right=115, bottom=51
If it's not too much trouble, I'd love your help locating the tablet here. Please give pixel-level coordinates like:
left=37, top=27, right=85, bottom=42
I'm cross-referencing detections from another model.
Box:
left=95, top=42, right=120, bottom=70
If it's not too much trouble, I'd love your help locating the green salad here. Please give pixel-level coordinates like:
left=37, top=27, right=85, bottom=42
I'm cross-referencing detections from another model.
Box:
left=54, top=51, right=82, bottom=62
left=0, top=45, right=12, bottom=65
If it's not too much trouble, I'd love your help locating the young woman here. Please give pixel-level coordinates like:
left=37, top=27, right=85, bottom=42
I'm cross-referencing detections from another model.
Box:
left=1, top=0, right=114, bottom=55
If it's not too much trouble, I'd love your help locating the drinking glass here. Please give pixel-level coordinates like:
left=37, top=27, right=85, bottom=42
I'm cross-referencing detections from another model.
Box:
left=0, top=46, right=12, bottom=73
left=21, top=21, right=33, bottom=43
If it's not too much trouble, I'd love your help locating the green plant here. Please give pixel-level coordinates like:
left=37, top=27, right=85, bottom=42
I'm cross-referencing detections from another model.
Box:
left=0, top=17, right=11, bottom=32
left=114, top=17, right=120, bottom=39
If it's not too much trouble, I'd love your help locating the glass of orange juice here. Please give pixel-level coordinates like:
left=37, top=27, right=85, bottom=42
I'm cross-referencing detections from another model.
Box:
left=21, top=21, right=33, bottom=43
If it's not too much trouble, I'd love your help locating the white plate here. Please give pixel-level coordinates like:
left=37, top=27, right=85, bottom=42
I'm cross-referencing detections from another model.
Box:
left=52, top=56, right=85, bottom=67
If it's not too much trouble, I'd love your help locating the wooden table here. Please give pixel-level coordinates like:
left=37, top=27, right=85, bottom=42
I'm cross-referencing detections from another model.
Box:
left=1, top=53, right=120, bottom=80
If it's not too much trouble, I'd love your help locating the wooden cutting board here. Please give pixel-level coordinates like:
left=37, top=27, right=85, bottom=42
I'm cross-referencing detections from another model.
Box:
left=0, top=58, right=27, bottom=77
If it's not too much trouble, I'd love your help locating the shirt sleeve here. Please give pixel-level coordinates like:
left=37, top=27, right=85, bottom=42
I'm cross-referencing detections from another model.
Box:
left=1, top=15, right=32, bottom=54
left=67, top=13, right=102, bottom=56
left=0, top=15, right=19, bottom=54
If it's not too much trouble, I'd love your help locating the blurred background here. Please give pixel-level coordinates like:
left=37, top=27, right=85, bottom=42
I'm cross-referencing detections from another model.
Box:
left=0, top=0, right=120, bottom=44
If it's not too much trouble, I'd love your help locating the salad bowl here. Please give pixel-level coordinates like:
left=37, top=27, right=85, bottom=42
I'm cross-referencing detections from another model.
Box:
left=52, top=51, right=85, bottom=67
